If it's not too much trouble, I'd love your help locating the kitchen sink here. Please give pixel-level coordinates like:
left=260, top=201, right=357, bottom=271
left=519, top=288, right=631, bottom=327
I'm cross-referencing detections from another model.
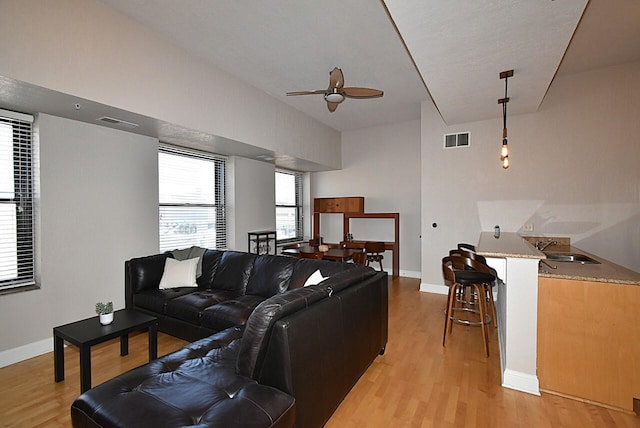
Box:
left=544, top=253, right=600, bottom=264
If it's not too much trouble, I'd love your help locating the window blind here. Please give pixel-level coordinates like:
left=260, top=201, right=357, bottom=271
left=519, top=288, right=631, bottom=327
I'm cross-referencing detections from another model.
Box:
left=158, top=145, right=226, bottom=252
left=275, top=168, right=303, bottom=242
left=0, top=109, right=35, bottom=290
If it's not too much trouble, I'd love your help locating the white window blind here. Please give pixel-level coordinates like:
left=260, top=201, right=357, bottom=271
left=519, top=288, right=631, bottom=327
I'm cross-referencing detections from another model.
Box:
left=159, top=145, right=226, bottom=252
left=275, top=169, right=303, bottom=242
left=0, top=109, right=35, bottom=291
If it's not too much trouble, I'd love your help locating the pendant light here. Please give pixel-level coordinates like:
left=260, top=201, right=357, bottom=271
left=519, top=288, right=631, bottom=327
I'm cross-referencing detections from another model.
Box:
left=498, top=70, right=513, bottom=169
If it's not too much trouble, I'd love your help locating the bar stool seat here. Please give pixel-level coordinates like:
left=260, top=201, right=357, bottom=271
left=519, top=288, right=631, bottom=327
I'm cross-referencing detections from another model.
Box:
left=452, top=271, right=496, bottom=325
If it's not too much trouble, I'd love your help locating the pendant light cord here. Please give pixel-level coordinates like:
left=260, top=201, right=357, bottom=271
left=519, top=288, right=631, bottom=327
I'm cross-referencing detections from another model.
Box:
left=503, top=76, right=508, bottom=131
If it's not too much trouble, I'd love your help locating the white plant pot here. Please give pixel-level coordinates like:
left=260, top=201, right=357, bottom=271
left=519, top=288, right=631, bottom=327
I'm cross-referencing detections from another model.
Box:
left=99, top=313, right=114, bottom=325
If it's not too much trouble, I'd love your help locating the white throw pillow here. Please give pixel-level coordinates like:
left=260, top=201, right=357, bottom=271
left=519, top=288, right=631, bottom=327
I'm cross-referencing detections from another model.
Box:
left=303, top=269, right=328, bottom=287
left=158, top=257, right=199, bottom=289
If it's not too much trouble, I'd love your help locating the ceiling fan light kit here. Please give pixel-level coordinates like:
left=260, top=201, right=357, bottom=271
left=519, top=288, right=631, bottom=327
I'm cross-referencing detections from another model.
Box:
left=286, top=67, right=383, bottom=112
left=499, top=69, right=514, bottom=169
left=325, top=92, right=345, bottom=103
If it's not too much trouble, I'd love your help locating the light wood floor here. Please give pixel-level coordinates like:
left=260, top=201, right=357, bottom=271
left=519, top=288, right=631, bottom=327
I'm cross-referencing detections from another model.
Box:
left=1, top=277, right=638, bottom=427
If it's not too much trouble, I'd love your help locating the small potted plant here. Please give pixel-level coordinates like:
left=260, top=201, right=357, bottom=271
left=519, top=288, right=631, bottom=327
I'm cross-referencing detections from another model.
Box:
left=95, top=301, right=114, bottom=325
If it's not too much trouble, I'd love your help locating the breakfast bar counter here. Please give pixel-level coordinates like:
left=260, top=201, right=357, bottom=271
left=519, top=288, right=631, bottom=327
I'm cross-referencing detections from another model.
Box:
left=478, top=232, right=640, bottom=412
left=476, top=232, right=544, bottom=395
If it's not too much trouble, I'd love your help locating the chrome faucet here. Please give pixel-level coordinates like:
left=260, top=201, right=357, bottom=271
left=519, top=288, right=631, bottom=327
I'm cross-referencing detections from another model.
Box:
left=535, top=240, right=558, bottom=251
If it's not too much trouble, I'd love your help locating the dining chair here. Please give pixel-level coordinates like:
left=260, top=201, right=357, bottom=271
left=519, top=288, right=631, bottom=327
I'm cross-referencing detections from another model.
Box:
left=351, top=248, right=367, bottom=265
left=364, top=241, right=385, bottom=271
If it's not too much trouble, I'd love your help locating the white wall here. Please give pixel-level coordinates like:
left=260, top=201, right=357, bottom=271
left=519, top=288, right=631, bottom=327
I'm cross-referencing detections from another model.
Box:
left=228, top=157, right=276, bottom=253
left=421, top=61, right=640, bottom=287
left=312, top=120, right=421, bottom=276
left=0, top=114, right=159, bottom=359
left=0, top=0, right=341, bottom=169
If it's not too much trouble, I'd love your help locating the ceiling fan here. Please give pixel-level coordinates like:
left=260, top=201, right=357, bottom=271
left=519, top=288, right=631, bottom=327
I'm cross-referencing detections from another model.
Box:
left=286, top=67, right=383, bottom=112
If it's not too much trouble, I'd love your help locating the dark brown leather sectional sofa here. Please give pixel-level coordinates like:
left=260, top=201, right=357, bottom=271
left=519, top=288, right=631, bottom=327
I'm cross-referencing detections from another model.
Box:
left=71, top=250, right=388, bottom=427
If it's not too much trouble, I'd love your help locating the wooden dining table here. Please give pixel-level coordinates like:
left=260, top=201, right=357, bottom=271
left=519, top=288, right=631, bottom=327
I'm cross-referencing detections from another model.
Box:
left=281, top=245, right=355, bottom=262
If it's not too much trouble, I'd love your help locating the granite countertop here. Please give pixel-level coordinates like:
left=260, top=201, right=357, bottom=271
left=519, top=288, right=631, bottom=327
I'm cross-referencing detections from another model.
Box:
left=476, top=232, right=545, bottom=259
left=478, top=232, right=640, bottom=285
left=538, top=245, right=640, bottom=285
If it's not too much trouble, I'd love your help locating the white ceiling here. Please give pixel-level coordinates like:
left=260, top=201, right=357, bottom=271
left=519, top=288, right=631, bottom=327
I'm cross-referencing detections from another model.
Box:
left=95, top=0, right=640, bottom=133
left=3, top=0, right=640, bottom=160
left=384, top=0, right=587, bottom=124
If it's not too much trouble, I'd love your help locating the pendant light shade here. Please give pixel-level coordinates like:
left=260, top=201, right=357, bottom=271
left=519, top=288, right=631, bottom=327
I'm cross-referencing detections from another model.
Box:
left=499, top=70, right=513, bottom=169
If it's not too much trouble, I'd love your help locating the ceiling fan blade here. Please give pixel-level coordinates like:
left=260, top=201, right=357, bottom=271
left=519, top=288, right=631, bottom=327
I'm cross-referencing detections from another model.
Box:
left=286, top=90, right=326, bottom=96
left=343, top=87, right=384, bottom=99
left=329, top=67, right=344, bottom=90
left=327, top=101, right=339, bottom=112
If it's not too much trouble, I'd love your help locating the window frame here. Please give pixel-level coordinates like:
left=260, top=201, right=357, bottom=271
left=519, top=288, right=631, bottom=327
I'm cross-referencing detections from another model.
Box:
left=275, top=168, right=303, bottom=244
left=0, top=109, right=36, bottom=294
left=158, top=144, right=227, bottom=252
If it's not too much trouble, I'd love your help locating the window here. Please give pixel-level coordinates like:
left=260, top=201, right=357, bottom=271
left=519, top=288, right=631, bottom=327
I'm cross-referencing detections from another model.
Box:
left=158, top=145, right=226, bottom=252
left=0, top=109, right=35, bottom=292
left=275, top=169, right=303, bottom=243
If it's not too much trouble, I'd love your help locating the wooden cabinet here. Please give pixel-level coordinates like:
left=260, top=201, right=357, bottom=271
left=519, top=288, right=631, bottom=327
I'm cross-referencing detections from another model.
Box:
left=537, top=277, right=640, bottom=413
left=314, top=197, right=364, bottom=214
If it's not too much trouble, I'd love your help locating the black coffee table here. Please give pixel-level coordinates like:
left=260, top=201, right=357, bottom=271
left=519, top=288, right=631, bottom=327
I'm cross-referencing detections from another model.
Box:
left=54, top=309, right=158, bottom=393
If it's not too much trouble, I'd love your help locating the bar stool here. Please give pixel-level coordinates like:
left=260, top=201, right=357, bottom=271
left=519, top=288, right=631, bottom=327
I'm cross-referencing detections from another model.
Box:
left=442, top=256, right=496, bottom=357
left=448, top=249, right=498, bottom=327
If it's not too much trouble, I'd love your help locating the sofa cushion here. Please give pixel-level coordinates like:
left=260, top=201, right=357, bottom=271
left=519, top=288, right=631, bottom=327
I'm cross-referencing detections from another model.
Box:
left=165, top=289, right=241, bottom=325
left=128, top=253, right=170, bottom=293
left=133, top=287, right=198, bottom=314
left=197, top=249, right=224, bottom=289
left=201, top=295, right=267, bottom=331
left=246, top=255, right=296, bottom=297
left=212, top=251, right=257, bottom=293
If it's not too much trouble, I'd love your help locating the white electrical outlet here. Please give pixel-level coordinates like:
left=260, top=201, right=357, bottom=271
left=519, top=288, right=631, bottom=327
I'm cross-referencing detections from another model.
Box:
left=523, top=223, right=534, bottom=232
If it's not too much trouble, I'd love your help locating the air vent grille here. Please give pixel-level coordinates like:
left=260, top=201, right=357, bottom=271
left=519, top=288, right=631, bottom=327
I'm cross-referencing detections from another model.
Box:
left=97, top=116, right=139, bottom=128
left=444, top=132, right=470, bottom=148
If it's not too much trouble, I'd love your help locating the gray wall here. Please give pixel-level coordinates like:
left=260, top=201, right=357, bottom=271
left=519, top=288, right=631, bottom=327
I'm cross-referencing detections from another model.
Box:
left=0, top=0, right=341, bottom=169
left=0, top=115, right=281, bottom=363
left=312, top=120, right=421, bottom=276
left=228, top=157, right=276, bottom=252
left=0, top=114, right=159, bottom=356
left=421, top=61, right=640, bottom=288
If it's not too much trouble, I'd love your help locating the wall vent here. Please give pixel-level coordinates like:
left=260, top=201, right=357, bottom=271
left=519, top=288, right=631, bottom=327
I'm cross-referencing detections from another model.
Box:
left=444, top=132, right=470, bottom=148
left=97, top=116, right=139, bottom=128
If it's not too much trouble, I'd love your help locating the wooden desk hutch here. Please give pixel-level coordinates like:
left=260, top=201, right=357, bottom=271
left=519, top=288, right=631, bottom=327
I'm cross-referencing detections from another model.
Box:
left=313, top=197, right=399, bottom=277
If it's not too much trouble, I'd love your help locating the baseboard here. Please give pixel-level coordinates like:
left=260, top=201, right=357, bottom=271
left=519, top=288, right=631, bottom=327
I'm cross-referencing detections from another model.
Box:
left=502, top=369, right=540, bottom=396
left=419, top=282, right=448, bottom=295
left=399, top=270, right=421, bottom=279
left=0, top=337, right=52, bottom=368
